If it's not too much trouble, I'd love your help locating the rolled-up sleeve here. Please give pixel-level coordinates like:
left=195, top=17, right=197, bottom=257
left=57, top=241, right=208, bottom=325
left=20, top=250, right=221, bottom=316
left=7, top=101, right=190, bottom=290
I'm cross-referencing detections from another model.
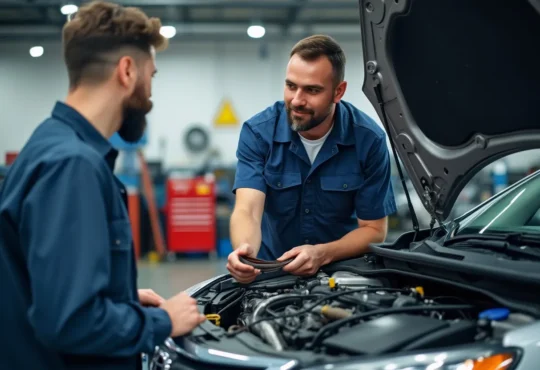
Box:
left=20, top=156, right=171, bottom=356
left=232, top=123, right=267, bottom=194
left=355, top=135, right=398, bottom=220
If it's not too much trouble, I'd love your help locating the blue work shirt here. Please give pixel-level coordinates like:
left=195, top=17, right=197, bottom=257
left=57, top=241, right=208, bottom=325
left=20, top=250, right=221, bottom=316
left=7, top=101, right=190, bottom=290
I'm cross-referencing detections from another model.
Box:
left=233, top=100, right=397, bottom=260
left=0, top=102, right=171, bottom=370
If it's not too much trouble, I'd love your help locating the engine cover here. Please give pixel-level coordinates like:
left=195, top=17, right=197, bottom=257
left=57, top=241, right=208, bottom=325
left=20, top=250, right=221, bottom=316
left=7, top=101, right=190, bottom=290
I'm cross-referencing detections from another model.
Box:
left=322, top=313, right=477, bottom=355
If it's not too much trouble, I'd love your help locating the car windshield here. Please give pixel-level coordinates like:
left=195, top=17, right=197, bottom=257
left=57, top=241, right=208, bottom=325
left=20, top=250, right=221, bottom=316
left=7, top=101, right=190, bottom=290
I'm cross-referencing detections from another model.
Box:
left=454, top=171, right=540, bottom=236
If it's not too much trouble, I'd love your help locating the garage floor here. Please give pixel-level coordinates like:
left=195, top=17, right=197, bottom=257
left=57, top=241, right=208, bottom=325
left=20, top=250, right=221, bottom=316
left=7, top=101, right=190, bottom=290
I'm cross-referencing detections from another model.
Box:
left=137, top=258, right=229, bottom=298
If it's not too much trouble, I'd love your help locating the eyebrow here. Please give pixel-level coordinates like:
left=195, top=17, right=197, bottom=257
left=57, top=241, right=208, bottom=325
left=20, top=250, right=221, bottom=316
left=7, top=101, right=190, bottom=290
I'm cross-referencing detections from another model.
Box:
left=285, top=79, right=323, bottom=90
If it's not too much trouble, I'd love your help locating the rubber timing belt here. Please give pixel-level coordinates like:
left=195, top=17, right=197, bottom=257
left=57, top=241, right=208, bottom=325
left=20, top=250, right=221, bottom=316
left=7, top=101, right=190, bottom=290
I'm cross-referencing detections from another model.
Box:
left=239, top=256, right=294, bottom=273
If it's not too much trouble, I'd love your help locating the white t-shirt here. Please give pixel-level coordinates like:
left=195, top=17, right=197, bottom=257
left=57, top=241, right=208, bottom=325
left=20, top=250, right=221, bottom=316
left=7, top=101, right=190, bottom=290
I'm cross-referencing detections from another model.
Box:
left=299, top=125, right=334, bottom=164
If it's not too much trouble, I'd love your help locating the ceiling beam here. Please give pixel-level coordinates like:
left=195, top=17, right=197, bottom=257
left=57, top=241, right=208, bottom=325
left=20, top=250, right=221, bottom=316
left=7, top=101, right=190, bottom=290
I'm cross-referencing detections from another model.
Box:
left=0, top=0, right=358, bottom=9
left=180, top=6, right=190, bottom=23
left=0, top=32, right=363, bottom=44
left=0, top=18, right=360, bottom=27
left=282, top=0, right=307, bottom=34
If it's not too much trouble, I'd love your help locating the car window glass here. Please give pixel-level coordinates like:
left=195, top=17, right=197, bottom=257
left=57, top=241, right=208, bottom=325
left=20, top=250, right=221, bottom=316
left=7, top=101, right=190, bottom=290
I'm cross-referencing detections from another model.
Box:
left=456, top=172, right=540, bottom=236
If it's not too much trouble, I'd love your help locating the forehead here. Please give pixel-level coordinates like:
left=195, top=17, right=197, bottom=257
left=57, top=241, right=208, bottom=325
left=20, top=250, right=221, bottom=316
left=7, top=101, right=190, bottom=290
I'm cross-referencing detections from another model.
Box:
left=286, top=54, right=333, bottom=85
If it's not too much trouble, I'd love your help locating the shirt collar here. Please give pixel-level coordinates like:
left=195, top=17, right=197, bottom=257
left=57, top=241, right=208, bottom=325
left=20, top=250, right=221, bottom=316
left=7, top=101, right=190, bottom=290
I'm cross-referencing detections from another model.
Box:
left=274, top=101, right=355, bottom=146
left=51, top=101, right=118, bottom=164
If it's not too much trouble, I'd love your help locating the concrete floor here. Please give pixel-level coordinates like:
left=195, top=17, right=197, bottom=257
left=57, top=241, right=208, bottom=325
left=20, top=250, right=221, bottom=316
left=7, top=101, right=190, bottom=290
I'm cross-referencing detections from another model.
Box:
left=137, top=258, right=228, bottom=298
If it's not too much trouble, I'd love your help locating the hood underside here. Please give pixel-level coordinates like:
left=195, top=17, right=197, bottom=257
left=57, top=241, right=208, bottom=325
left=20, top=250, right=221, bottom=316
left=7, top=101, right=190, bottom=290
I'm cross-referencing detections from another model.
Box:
left=359, top=0, right=540, bottom=220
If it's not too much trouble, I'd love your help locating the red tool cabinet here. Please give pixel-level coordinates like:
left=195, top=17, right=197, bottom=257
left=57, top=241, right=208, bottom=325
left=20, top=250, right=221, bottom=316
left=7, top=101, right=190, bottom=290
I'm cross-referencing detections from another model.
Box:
left=165, top=175, right=216, bottom=253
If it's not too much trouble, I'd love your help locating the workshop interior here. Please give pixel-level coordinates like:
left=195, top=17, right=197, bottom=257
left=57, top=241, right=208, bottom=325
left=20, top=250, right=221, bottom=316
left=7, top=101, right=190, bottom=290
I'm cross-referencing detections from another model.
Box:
left=1, top=0, right=540, bottom=369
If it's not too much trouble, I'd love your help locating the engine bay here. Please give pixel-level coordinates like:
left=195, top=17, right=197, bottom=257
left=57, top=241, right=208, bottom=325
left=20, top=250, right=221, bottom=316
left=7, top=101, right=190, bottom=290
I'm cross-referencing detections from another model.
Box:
left=191, top=266, right=537, bottom=360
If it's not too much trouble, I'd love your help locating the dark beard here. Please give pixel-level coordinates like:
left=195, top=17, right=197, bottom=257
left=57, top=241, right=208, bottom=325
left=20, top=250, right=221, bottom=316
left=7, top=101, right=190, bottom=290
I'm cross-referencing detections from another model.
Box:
left=286, top=102, right=333, bottom=132
left=118, top=83, right=152, bottom=143
left=117, top=107, right=148, bottom=143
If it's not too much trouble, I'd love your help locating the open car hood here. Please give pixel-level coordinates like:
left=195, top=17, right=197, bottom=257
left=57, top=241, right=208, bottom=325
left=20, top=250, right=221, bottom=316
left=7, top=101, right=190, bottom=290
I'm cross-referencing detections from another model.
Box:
left=359, top=0, right=540, bottom=221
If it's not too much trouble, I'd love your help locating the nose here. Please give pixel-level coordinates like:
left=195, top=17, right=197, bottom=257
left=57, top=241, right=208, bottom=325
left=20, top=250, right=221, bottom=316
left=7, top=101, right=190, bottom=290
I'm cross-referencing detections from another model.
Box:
left=291, top=90, right=306, bottom=107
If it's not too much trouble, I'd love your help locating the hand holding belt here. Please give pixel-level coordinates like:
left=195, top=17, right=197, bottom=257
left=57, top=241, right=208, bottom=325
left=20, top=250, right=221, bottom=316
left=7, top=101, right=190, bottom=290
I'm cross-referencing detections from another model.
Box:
left=239, top=256, right=293, bottom=273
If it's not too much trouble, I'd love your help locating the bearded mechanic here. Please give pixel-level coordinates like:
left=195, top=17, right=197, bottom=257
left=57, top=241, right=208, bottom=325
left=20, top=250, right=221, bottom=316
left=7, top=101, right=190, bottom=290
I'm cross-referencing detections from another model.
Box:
left=0, top=2, right=204, bottom=370
left=227, top=35, right=397, bottom=283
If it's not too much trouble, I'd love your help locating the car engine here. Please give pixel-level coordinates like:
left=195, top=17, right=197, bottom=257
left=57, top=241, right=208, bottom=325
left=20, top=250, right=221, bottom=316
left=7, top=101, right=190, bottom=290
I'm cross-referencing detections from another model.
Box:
left=197, top=270, right=536, bottom=357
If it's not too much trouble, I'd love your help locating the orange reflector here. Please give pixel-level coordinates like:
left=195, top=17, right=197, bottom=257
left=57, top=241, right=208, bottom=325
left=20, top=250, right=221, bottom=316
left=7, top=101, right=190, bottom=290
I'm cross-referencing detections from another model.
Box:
left=464, top=353, right=514, bottom=370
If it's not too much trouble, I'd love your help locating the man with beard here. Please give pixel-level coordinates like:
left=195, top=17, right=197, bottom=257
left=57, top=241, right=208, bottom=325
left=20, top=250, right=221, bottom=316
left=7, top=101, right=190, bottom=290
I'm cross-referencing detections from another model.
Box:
left=227, top=35, right=397, bottom=283
left=0, top=2, right=205, bottom=370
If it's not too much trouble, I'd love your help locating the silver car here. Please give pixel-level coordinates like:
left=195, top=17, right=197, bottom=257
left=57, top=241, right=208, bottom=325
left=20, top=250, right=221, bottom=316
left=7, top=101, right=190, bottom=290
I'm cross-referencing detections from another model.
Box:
left=151, top=0, right=540, bottom=369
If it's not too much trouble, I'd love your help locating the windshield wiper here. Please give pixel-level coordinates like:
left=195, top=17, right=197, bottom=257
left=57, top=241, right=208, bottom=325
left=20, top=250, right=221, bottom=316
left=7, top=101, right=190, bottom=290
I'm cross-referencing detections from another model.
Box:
left=447, top=232, right=540, bottom=245
left=444, top=233, right=540, bottom=260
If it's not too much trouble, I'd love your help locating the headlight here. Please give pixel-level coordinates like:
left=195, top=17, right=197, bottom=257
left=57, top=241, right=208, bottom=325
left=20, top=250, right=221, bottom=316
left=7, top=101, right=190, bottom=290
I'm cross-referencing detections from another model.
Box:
left=327, top=346, right=520, bottom=370
left=387, top=352, right=516, bottom=370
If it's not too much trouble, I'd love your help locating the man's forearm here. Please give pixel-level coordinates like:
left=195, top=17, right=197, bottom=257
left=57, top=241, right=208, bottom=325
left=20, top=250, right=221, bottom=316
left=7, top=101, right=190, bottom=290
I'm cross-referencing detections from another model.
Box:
left=230, top=209, right=262, bottom=255
left=318, top=225, right=386, bottom=265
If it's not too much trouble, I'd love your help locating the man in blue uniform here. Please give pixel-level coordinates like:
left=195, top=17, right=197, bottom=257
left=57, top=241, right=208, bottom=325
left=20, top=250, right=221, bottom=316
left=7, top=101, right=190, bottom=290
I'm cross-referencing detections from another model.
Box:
left=227, top=35, right=397, bottom=283
left=0, top=2, right=204, bottom=370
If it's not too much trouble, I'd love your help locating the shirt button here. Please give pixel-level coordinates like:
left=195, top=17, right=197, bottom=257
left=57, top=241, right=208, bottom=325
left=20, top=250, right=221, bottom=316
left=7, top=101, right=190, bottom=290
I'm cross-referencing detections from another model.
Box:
left=307, top=179, right=311, bottom=184
left=343, top=184, right=348, bottom=189
left=277, top=182, right=282, bottom=187
left=305, top=208, right=310, bottom=214
left=116, top=240, right=121, bottom=245
left=305, top=239, right=310, bottom=244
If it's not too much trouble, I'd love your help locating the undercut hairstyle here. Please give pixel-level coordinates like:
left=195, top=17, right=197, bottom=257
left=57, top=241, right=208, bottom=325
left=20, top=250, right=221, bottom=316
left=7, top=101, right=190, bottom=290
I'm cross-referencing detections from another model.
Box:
left=290, top=35, right=346, bottom=86
left=62, top=0, right=168, bottom=89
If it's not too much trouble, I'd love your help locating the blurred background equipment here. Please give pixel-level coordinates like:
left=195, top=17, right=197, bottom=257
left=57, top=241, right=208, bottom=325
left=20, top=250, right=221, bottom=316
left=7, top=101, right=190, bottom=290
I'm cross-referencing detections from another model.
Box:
left=164, top=171, right=216, bottom=259
left=2, top=0, right=540, bottom=295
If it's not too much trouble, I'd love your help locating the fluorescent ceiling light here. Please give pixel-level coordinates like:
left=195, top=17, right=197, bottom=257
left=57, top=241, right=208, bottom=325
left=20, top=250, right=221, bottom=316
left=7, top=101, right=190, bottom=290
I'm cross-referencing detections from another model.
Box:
left=160, top=26, right=177, bottom=39
left=29, top=46, right=44, bottom=58
left=61, top=4, right=78, bottom=15
left=247, top=25, right=265, bottom=39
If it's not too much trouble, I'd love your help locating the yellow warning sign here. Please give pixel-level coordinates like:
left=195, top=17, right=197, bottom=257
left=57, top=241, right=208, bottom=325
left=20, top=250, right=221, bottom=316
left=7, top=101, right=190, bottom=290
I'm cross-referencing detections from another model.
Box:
left=214, top=98, right=239, bottom=126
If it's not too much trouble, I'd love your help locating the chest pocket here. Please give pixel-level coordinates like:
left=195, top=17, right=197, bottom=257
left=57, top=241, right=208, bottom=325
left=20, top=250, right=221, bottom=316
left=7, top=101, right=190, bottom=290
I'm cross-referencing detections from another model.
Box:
left=319, top=174, right=363, bottom=221
left=264, top=171, right=302, bottom=217
left=108, top=219, right=133, bottom=301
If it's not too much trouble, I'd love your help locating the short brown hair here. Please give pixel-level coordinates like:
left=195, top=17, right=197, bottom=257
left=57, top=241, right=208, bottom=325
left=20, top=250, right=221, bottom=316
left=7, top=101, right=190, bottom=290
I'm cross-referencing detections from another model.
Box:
left=62, top=1, right=168, bottom=89
left=290, top=35, right=346, bottom=86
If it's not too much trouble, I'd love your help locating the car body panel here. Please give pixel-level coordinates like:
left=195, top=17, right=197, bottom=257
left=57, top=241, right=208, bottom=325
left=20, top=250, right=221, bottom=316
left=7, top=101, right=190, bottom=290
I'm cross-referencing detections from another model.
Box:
left=359, top=0, right=540, bottom=220
left=301, top=345, right=525, bottom=370
left=151, top=337, right=297, bottom=370
left=504, top=322, right=540, bottom=369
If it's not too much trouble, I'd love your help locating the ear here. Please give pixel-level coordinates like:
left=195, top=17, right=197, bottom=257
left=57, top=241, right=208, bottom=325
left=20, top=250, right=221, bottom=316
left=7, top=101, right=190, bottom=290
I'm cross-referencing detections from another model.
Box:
left=116, top=56, right=138, bottom=93
left=333, top=81, right=347, bottom=103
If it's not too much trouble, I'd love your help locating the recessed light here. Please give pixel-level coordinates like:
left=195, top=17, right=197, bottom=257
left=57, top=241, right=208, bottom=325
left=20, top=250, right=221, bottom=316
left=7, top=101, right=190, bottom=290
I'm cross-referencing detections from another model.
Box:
left=60, top=4, right=78, bottom=15
left=247, top=25, right=265, bottom=39
left=29, top=46, right=44, bottom=58
left=160, top=26, right=176, bottom=39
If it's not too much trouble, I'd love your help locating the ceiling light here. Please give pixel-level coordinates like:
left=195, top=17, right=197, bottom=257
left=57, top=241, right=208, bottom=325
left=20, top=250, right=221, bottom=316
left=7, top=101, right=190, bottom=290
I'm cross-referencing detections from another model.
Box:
left=247, top=25, right=265, bottom=39
left=60, top=4, right=78, bottom=15
left=29, top=46, right=44, bottom=58
left=160, top=26, right=176, bottom=39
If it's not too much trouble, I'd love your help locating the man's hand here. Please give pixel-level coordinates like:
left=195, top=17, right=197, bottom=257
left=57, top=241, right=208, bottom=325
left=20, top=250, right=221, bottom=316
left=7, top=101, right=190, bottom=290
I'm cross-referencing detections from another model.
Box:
left=138, top=289, right=165, bottom=307
left=278, top=244, right=328, bottom=276
left=227, top=243, right=261, bottom=284
left=161, top=292, right=206, bottom=338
